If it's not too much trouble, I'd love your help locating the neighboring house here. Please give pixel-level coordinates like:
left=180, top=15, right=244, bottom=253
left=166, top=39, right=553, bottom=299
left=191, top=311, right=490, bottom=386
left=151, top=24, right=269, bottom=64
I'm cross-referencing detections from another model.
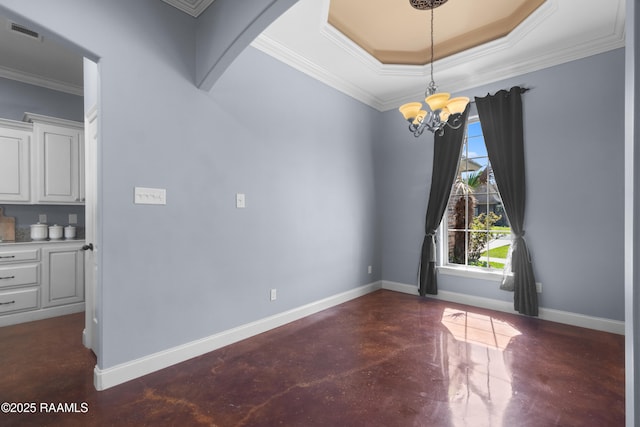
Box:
left=473, top=182, right=507, bottom=227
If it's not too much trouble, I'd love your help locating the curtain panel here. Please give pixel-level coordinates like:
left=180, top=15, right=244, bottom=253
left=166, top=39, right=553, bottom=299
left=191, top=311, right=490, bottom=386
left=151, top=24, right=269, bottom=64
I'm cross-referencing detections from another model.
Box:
left=475, top=86, right=538, bottom=316
left=419, top=106, right=470, bottom=296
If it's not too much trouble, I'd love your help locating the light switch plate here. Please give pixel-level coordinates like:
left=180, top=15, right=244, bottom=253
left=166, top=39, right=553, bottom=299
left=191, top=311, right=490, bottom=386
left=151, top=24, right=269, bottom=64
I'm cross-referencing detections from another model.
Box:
left=134, top=187, right=167, bottom=205
left=236, top=193, right=246, bottom=208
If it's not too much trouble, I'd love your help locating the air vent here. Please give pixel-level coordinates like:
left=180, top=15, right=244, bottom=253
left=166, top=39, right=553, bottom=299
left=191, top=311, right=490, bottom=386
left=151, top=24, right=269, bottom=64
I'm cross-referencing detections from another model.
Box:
left=9, top=22, right=42, bottom=40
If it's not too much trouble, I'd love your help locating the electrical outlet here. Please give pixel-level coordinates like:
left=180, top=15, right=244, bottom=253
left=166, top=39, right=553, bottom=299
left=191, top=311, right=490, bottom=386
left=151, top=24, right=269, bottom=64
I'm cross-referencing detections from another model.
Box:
left=536, top=282, right=542, bottom=293
left=270, top=288, right=277, bottom=301
left=68, top=214, right=78, bottom=225
left=38, top=214, right=47, bottom=223
left=368, top=265, right=372, bottom=274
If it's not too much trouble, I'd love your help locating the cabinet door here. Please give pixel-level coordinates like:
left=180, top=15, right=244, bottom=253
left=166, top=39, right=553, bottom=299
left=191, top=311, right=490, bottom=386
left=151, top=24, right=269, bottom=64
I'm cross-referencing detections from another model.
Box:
left=34, top=122, right=83, bottom=204
left=41, top=245, right=84, bottom=307
left=0, top=125, right=30, bottom=202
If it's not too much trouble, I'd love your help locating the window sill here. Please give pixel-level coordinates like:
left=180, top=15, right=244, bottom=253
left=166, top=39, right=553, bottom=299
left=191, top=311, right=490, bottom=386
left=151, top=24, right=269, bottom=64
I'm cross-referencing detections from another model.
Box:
left=437, top=265, right=503, bottom=282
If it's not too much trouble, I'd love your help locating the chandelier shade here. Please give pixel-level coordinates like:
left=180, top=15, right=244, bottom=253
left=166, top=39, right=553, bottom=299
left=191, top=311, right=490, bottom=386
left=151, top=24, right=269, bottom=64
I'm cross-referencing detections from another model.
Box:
left=399, top=102, right=423, bottom=121
left=446, top=97, right=470, bottom=114
left=425, top=92, right=451, bottom=111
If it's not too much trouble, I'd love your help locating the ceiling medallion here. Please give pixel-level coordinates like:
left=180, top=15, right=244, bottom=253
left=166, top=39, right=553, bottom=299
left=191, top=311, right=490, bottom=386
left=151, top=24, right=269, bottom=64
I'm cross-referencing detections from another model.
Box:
left=409, top=0, right=449, bottom=10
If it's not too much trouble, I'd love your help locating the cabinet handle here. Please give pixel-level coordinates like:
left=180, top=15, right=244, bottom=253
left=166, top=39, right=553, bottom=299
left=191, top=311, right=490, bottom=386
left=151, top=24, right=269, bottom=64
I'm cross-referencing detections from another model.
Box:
left=0, top=255, right=16, bottom=259
left=0, top=300, right=16, bottom=306
left=0, top=276, right=15, bottom=280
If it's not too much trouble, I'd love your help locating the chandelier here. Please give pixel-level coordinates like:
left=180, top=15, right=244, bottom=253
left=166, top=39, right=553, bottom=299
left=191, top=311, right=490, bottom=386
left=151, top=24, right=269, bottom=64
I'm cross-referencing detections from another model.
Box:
left=399, top=0, right=469, bottom=137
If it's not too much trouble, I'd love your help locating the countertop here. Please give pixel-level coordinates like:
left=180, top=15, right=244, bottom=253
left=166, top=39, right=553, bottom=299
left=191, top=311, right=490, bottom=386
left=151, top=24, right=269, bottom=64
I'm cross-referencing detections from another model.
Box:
left=0, top=238, right=85, bottom=247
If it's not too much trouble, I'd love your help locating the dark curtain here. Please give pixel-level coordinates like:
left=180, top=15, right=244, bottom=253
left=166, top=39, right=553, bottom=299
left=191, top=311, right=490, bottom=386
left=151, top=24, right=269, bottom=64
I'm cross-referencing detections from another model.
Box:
left=475, top=86, right=538, bottom=316
left=419, top=106, right=470, bottom=296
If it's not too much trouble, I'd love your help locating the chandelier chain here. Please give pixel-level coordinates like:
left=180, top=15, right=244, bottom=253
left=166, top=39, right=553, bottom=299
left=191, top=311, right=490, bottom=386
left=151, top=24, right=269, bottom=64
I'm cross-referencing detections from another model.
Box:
left=430, top=7, right=434, bottom=89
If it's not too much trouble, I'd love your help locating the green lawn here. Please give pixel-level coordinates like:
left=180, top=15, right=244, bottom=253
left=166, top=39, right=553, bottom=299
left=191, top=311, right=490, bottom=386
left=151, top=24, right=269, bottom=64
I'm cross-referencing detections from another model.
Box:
left=480, top=244, right=510, bottom=259
left=470, top=260, right=505, bottom=269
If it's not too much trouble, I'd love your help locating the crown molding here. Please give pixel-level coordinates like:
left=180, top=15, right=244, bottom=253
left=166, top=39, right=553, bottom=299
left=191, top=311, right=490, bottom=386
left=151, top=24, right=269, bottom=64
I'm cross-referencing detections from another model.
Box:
left=254, top=0, right=625, bottom=112
left=251, top=34, right=388, bottom=110
left=161, top=0, right=215, bottom=17
left=0, top=64, right=84, bottom=96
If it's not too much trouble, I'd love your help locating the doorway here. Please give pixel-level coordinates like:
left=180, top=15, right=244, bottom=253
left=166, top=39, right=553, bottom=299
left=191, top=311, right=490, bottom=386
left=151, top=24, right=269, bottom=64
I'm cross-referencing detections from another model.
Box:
left=0, top=11, right=100, bottom=384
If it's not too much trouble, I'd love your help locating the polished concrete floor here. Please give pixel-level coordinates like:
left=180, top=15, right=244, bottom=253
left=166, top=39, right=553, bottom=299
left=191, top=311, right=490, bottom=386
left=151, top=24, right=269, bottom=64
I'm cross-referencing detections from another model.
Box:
left=0, top=290, right=625, bottom=426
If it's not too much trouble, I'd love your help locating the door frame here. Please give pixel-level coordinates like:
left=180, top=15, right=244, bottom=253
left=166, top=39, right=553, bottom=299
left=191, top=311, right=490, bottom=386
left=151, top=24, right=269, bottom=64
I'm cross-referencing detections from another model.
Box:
left=82, top=97, right=99, bottom=356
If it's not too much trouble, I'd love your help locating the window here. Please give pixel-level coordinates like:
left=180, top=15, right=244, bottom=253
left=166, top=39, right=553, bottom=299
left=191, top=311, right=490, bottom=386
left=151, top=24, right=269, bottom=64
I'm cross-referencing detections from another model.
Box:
left=443, top=118, right=511, bottom=271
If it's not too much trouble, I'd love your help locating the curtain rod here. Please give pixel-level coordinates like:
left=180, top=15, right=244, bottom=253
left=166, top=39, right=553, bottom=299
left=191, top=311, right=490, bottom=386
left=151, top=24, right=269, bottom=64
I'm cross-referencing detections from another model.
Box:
left=467, top=87, right=531, bottom=105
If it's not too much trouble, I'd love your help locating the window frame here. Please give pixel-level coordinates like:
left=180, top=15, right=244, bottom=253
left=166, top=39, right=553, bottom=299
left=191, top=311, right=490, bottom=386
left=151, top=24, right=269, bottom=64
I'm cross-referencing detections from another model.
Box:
left=437, top=115, right=509, bottom=282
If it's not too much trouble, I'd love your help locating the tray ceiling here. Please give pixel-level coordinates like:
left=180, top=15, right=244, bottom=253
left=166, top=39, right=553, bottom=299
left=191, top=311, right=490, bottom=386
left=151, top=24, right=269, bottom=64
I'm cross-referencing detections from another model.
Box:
left=328, top=0, right=545, bottom=65
left=251, top=0, right=626, bottom=111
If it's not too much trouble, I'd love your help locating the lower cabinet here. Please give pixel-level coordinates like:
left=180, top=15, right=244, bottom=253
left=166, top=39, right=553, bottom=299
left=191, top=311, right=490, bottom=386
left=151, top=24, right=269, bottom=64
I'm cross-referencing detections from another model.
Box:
left=0, top=287, right=39, bottom=315
left=41, top=245, right=84, bottom=307
left=0, top=241, right=84, bottom=326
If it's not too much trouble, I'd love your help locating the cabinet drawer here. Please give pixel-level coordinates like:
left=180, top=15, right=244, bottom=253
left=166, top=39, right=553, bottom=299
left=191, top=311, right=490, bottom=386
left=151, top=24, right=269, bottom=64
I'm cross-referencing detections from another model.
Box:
left=0, top=264, right=38, bottom=289
left=0, top=287, right=39, bottom=314
left=0, top=249, right=39, bottom=264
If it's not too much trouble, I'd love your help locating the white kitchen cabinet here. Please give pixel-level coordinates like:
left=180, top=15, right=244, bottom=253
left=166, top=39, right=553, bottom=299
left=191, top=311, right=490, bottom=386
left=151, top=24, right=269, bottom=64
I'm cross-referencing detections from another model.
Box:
left=24, top=113, right=85, bottom=204
left=0, top=241, right=85, bottom=326
left=41, top=244, right=84, bottom=307
left=0, top=245, right=40, bottom=317
left=0, top=118, right=32, bottom=203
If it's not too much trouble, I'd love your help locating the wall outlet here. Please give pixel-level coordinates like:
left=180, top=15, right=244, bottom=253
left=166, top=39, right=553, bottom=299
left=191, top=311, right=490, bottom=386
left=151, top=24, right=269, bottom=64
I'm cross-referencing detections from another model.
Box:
left=368, top=265, right=372, bottom=274
left=38, top=214, right=47, bottom=223
left=68, top=214, right=78, bottom=225
left=270, top=288, right=277, bottom=301
left=536, top=282, right=542, bottom=293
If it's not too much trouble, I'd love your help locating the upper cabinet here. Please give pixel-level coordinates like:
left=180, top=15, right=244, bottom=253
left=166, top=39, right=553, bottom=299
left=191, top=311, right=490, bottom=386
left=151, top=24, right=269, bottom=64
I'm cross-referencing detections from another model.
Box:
left=0, top=114, right=84, bottom=205
left=0, top=118, right=32, bottom=203
left=24, top=113, right=85, bottom=204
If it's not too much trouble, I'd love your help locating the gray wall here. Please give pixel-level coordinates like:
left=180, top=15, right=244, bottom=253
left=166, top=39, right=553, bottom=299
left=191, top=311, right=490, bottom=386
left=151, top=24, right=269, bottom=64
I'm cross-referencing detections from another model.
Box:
left=376, top=48, right=626, bottom=321
left=195, top=0, right=298, bottom=90
left=0, top=76, right=83, bottom=121
left=0, top=0, right=380, bottom=369
left=0, top=0, right=626, bottom=378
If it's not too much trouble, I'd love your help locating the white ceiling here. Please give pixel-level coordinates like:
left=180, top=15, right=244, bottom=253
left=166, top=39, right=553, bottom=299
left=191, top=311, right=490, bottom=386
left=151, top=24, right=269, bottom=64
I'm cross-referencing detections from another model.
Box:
left=0, top=15, right=83, bottom=96
left=0, top=0, right=626, bottom=110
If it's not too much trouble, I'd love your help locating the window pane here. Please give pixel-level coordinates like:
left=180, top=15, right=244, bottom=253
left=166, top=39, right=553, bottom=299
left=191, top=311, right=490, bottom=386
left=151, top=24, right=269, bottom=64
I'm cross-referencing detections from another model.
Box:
left=466, top=122, right=487, bottom=159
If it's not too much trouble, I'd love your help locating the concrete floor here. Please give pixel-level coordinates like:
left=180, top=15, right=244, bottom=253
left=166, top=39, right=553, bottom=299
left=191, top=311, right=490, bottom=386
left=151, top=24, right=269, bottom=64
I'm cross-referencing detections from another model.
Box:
left=0, top=289, right=624, bottom=426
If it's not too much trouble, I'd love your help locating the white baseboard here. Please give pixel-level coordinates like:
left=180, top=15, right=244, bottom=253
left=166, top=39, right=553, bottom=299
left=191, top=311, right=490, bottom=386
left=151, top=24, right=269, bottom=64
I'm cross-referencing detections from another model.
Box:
left=0, top=302, right=85, bottom=327
left=382, top=280, right=625, bottom=335
left=94, top=281, right=382, bottom=391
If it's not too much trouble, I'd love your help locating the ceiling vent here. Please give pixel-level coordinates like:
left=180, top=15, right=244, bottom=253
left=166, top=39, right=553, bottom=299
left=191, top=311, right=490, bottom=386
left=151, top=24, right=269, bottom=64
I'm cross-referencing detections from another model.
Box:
left=9, top=22, right=42, bottom=41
